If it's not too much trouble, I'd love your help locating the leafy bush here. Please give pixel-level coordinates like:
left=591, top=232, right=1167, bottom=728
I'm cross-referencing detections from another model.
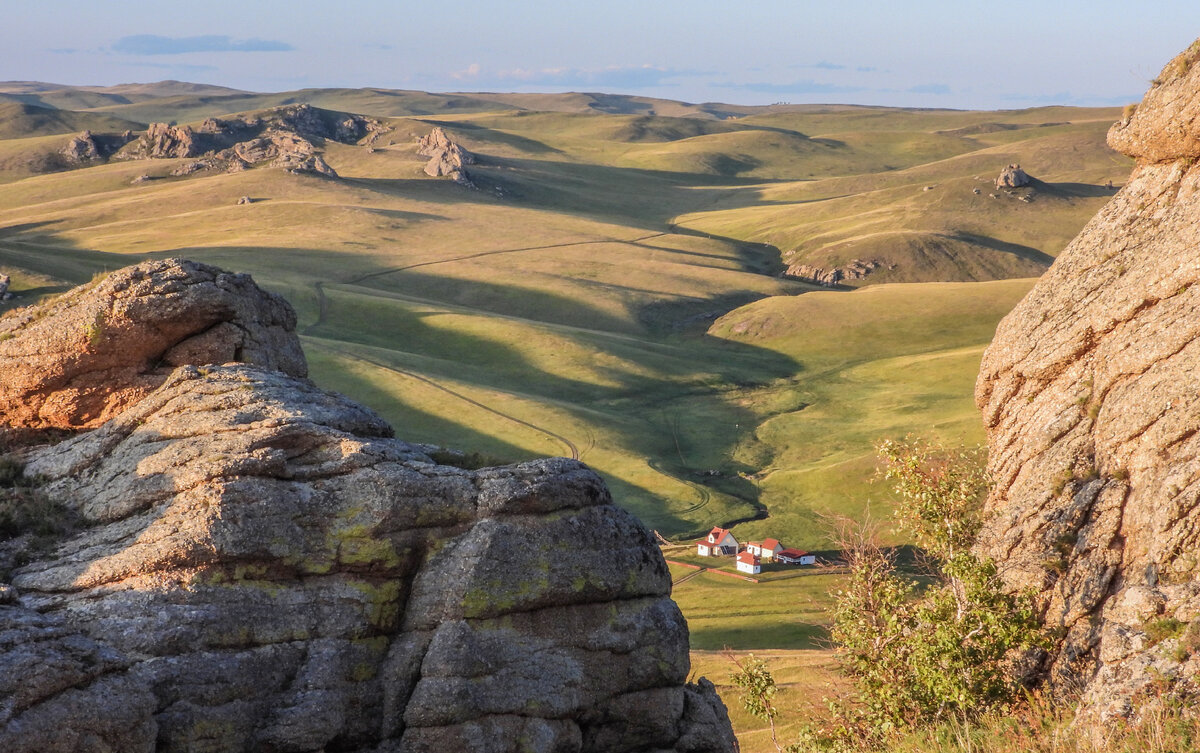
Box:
left=798, top=438, right=1044, bottom=750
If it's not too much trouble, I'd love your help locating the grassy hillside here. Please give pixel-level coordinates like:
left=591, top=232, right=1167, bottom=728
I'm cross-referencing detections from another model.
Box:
left=0, top=90, right=1122, bottom=549
left=0, top=102, right=141, bottom=139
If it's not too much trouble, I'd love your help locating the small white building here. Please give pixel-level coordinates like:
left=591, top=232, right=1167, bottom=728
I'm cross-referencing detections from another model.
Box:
left=735, top=551, right=761, bottom=575
left=777, top=548, right=817, bottom=566
left=745, top=538, right=783, bottom=561
left=696, top=526, right=738, bottom=557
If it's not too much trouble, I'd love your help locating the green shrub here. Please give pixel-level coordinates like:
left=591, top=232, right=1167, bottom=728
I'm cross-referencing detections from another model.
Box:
left=798, top=439, right=1044, bottom=750
left=1145, top=617, right=1186, bottom=646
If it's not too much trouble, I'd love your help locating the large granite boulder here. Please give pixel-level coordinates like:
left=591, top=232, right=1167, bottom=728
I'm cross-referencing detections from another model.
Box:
left=976, top=36, right=1200, bottom=717
left=0, top=260, right=735, bottom=751
left=0, top=259, right=307, bottom=430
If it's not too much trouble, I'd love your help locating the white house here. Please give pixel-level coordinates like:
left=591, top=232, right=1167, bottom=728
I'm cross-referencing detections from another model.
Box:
left=745, top=538, right=783, bottom=561
left=696, top=526, right=738, bottom=557
left=735, top=551, right=761, bottom=575
left=777, top=548, right=817, bottom=566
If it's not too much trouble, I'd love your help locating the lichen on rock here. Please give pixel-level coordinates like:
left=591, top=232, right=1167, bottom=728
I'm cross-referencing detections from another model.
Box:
left=0, top=261, right=735, bottom=751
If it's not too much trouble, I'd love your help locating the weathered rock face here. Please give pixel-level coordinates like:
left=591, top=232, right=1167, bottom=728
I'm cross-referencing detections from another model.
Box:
left=995, top=163, right=1032, bottom=188
left=417, top=127, right=476, bottom=186
left=112, top=104, right=384, bottom=177
left=60, top=130, right=101, bottom=164
left=0, top=261, right=735, bottom=751
left=0, top=259, right=306, bottom=430
left=61, top=129, right=136, bottom=166
left=976, top=37, right=1200, bottom=717
left=783, top=259, right=882, bottom=286
left=121, top=122, right=203, bottom=160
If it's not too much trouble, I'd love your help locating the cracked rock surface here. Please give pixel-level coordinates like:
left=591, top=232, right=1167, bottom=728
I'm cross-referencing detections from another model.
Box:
left=0, top=258, right=307, bottom=429
left=0, top=262, right=734, bottom=751
left=976, top=36, right=1200, bottom=717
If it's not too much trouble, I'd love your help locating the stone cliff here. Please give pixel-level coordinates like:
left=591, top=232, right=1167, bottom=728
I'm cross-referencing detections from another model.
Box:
left=976, top=37, right=1200, bottom=717
left=0, top=261, right=735, bottom=751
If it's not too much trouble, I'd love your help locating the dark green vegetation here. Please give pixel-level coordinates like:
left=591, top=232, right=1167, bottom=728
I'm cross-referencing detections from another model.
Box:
left=0, top=82, right=1125, bottom=552
left=0, top=452, right=78, bottom=579
left=801, top=440, right=1042, bottom=751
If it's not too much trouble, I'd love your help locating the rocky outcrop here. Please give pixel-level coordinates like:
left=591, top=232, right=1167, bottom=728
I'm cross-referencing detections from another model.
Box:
left=783, top=258, right=882, bottom=286
left=111, top=104, right=384, bottom=178
left=0, top=259, right=306, bottom=430
left=0, top=261, right=735, bottom=751
left=61, top=130, right=136, bottom=166
left=995, top=163, right=1031, bottom=188
left=121, top=122, right=203, bottom=160
left=60, top=130, right=101, bottom=165
left=417, top=127, right=475, bottom=186
left=976, top=37, right=1200, bottom=718
left=0, top=603, right=157, bottom=751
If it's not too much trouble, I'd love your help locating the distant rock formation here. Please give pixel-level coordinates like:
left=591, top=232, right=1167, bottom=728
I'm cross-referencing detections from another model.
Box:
left=417, top=126, right=476, bottom=186
left=110, top=104, right=387, bottom=178
left=60, top=129, right=136, bottom=165
left=0, top=261, right=737, bottom=752
left=784, top=258, right=882, bottom=286
left=60, top=130, right=101, bottom=164
left=0, top=259, right=306, bottom=430
left=976, top=36, right=1200, bottom=718
left=995, top=163, right=1031, bottom=189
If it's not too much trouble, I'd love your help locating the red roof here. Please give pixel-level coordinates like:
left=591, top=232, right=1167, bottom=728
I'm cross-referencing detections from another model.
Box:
left=736, top=551, right=760, bottom=565
left=707, top=527, right=735, bottom=544
left=778, top=548, right=808, bottom=558
left=762, top=538, right=781, bottom=550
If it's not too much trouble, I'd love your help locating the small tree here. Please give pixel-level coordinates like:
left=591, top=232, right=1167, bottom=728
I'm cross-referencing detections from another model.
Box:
left=807, top=438, right=1043, bottom=748
left=727, top=651, right=784, bottom=752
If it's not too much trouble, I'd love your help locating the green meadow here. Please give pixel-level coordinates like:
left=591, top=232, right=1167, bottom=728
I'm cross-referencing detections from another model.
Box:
left=0, top=87, right=1127, bottom=702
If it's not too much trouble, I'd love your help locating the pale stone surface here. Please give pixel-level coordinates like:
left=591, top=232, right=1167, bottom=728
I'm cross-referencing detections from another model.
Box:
left=418, top=126, right=476, bottom=185
left=0, top=259, right=306, bottom=430
left=995, top=163, right=1031, bottom=188
left=976, top=36, right=1200, bottom=717
left=0, top=260, right=735, bottom=751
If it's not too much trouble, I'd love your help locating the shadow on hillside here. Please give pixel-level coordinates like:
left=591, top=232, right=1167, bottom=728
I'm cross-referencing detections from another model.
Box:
left=411, top=119, right=567, bottom=156
left=0, top=219, right=801, bottom=537
left=1037, top=179, right=1120, bottom=199
left=950, top=232, right=1054, bottom=266
left=689, top=619, right=829, bottom=652
left=0, top=221, right=154, bottom=311
left=291, top=257, right=803, bottom=536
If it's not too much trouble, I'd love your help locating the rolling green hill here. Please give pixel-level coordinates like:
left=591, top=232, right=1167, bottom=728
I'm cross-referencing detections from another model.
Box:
left=0, top=101, right=141, bottom=139
left=0, top=88, right=1125, bottom=550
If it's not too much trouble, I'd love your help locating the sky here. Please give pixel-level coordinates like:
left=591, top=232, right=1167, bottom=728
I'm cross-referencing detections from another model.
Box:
left=5, top=1, right=1200, bottom=110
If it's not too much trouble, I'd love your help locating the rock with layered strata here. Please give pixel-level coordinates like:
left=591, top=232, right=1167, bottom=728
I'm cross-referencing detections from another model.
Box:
left=0, top=259, right=306, bottom=430
left=4, top=362, right=734, bottom=752
left=976, top=36, right=1200, bottom=718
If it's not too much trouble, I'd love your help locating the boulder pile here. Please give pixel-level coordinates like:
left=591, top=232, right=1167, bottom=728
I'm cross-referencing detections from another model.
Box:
left=995, top=163, right=1032, bottom=188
